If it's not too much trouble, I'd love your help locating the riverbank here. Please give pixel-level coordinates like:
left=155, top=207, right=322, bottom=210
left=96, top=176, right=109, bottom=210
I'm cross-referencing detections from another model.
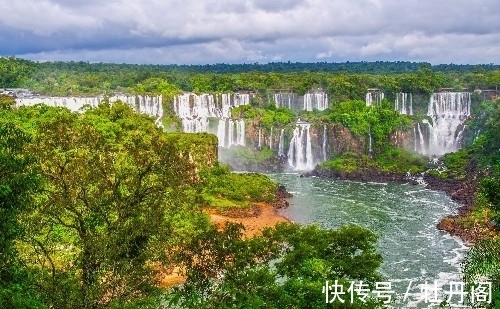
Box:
left=425, top=174, right=497, bottom=243
left=209, top=184, right=292, bottom=237
left=305, top=165, right=497, bottom=244
left=159, top=186, right=292, bottom=287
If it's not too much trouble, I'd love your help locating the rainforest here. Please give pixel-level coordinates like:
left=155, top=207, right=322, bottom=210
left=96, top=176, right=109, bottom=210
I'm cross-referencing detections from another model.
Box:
left=1, top=57, right=500, bottom=308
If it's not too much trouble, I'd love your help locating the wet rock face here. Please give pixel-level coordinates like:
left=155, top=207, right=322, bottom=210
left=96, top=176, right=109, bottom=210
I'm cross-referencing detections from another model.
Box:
left=272, top=185, right=292, bottom=209
left=436, top=217, right=455, bottom=232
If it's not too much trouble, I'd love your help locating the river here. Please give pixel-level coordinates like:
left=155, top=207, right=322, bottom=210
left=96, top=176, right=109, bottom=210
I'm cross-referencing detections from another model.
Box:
left=266, top=172, right=469, bottom=308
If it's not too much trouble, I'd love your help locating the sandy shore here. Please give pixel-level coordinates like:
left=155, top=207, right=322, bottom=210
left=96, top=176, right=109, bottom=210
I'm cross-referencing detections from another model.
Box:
left=159, top=202, right=290, bottom=287
left=209, top=202, right=290, bottom=238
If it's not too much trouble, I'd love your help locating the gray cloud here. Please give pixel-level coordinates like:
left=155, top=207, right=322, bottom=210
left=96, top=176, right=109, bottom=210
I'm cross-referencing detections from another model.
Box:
left=1, top=0, right=499, bottom=64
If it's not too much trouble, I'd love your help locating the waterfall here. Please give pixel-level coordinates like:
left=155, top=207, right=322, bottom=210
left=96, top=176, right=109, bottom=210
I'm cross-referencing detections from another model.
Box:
left=366, top=91, right=384, bottom=106
left=234, top=93, right=250, bottom=106
left=395, top=93, right=413, bottom=115
left=278, top=129, right=285, bottom=156
left=172, top=92, right=249, bottom=146
left=303, top=91, right=328, bottom=111
left=287, top=123, right=314, bottom=170
left=417, top=122, right=426, bottom=154
left=455, top=125, right=467, bottom=148
left=15, top=94, right=164, bottom=127
left=258, top=127, right=262, bottom=149
left=426, top=92, right=471, bottom=156
left=217, top=119, right=227, bottom=147
left=236, top=119, right=246, bottom=146
left=272, top=93, right=296, bottom=109
left=322, top=124, right=327, bottom=161
left=228, top=120, right=234, bottom=146
left=270, top=127, right=273, bottom=150
left=413, top=124, right=417, bottom=152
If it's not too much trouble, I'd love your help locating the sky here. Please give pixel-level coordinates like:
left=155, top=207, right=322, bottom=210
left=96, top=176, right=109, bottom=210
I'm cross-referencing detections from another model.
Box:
left=1, top=0, right=499, bottom=65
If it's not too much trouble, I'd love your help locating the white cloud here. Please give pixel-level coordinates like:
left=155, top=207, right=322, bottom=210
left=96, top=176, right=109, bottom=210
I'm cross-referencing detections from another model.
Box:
left=2, top=0, right=500, bottom=64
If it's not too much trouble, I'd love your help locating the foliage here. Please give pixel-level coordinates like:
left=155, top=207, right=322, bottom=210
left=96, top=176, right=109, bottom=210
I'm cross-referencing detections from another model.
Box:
left=480, top=177, right=500, bottom=224
left=198, top=164, right=277, bottom=208
left=5, top=57, right=498, bottom=107
left=0, top=118, right=43, bottom=308
left=170, top=222, right=384, bottom=309
left=320, top=152, right=373, bottom=173
left=0, top=95, right=16, bottom=109
left=319, top=147, right=426, bottom=175
left=220, top=145, right=278, bottom=167
left=435, top=149, right=471, bottom=180
left=471, top=100, right=500, bottom=166
left=0, top=56, right=35, bottom=88
left=0, top=103, right=213, bottom=309
left=462, top=236, right=500, bottom=308
left=375, top=147, right=427, bottom=174
left=322, top=99, right=413, bottom=156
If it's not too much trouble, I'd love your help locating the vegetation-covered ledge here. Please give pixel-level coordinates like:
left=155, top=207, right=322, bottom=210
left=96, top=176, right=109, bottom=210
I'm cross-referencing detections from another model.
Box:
left=306, top=147, right=427, bottom=183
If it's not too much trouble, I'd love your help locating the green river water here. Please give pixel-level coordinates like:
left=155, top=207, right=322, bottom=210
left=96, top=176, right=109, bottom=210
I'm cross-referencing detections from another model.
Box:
left=266, top=172, right=468, bottom=308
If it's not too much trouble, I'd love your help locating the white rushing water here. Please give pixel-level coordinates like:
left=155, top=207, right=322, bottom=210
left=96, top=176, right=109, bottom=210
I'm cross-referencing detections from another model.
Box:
left=366, top=91, right=385, bottom=106
left=15, top=94, right=164, bottom=127
left=269, top=126, right=274, bottom=150
left=272, top=92, right=297, bottom=109
left=395, top=92, right=413, bottom=115
left=174, top=92, right=250, bottom=147
left=303, top=91, right=329, bottom=111
left=258, top=127, right=262, bottom=149
left=425, top=92, right=471, bottom=156
left=267, top=173, right=468, bottom=309
left=287, top=122, right=314, bottom=170
left=278, top=128, right=285, bottom=156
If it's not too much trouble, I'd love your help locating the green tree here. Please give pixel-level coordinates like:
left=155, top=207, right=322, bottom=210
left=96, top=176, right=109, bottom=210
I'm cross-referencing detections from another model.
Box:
left=0, top=56, right=35, bottom=87
left=463, top=237, right=500, bottom=308
left=170, top=222, right=384, bottom=308
left=19, top=103, right=204, bottom=309
left=0, top=119, right=42, bottom=308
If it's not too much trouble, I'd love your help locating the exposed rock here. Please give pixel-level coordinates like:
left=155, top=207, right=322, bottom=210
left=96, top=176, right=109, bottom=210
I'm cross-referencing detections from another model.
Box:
left=273, top=184, right=292, bottom=209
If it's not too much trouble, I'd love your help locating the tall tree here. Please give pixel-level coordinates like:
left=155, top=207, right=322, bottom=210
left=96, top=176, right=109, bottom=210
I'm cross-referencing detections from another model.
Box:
left=0, top=117, right=42, bottom=308
left=20, top=102, right=203, bottom=309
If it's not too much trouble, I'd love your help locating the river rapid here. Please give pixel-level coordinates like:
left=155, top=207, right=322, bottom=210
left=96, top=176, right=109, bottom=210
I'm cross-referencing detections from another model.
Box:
left=266, top=172, right=469, bottom=308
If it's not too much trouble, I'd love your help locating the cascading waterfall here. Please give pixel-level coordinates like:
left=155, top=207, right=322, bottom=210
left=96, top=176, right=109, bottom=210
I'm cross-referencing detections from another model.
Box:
left=269, top=127, right=273, bottom=150
left=303, top=91, right=328, bottom=111
left=426, top=92, right=471, bottom=156
left=395, top=92, right=413, bottom=115
left=234, top=93, right=250, bottom=106
left=365, top=91, right=385, bottom=106
left=217, top=119, right=227, bottom=147
left=16, top=96, right=101, bottom=111
left=236, top=119, right=245, bottom=146
left=455, top=125, right=467, bottom=148
left=173, top=92, right=249, bottom=147
left=272, top=93, right=296, bottom=109
left=322, top=124, right=327, bottom=161
left=417, top=119, right=429, bottom=155
left=15, top=94, right=164, bottom=127
left=258, top=127, right=262, bottom=149
left=278, top=129, right=285, bottom=156
left=413, top=125, right=417, bottom=152
left=287, top=123, right=314, bottom=170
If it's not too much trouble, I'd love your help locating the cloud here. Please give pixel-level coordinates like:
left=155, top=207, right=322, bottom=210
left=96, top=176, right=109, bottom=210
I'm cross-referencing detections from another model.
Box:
left=1, top=0, right=500, bottom=64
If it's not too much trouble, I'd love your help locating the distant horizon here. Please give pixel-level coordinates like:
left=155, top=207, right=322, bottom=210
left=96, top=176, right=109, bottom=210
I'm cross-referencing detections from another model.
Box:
left=3, top=56, right=500, bottom=68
